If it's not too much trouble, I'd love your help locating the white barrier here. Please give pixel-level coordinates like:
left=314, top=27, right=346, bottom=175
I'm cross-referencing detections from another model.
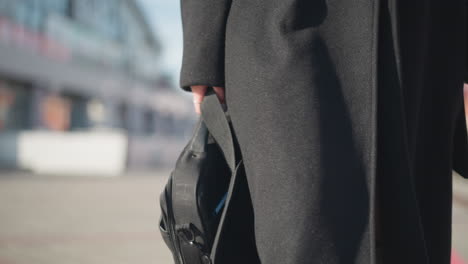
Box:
left=0, top=130, right=128, bottom=176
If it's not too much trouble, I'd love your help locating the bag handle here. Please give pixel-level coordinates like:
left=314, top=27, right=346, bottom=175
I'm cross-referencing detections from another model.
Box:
left=200, top=87, right=242, bottom=263
left=200, top=88, right=236, bottom=173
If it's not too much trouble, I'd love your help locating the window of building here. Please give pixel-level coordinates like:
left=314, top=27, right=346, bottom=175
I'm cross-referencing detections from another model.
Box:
left=143, top=109, right=155, bottom=135
left=0, top=80, right=33, bottom=131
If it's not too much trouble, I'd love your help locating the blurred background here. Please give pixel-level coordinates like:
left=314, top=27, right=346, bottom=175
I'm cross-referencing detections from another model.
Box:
left=0, top=0, right=194, bottom=175
left=0, top=0, right=466, bottom=263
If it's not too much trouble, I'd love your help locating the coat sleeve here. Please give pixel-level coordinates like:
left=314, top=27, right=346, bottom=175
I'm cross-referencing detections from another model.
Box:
left=453, top=1, right=468, bottom=178
left=466, top=0, right=468, bottom=83
left=452, top=96, right=468, bottom=178
left=178, top=0, right=233, bottom=92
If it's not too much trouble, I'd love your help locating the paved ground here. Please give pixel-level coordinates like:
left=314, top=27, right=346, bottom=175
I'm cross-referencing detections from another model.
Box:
left=0, top=171, right=466, bottom=264
left=453, top=173, right=468, bottom=261
left=0, top=170, right=174, bottom=264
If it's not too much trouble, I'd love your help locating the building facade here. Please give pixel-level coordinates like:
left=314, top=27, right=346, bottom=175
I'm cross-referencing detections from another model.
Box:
left=0, top=0, right=194, bottom=173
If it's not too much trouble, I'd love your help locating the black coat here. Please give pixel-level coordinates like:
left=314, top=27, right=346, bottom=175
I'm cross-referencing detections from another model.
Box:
left=178, top=0, right=468, bottom=263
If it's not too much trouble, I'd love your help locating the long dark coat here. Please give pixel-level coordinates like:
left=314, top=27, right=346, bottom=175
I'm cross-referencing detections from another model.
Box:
left=178, top=0, right=468, bottom=263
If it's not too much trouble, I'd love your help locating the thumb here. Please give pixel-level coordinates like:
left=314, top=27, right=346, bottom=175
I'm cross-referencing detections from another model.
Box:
left=191, top=85, right=208, bottom=114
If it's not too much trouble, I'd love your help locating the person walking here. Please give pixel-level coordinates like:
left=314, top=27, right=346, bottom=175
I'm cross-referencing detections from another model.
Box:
left=178, top=0, right=468, bottom=263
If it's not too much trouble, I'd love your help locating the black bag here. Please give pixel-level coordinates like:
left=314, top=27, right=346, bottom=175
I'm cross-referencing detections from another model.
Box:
left=158, top=88, right=259, bottom=264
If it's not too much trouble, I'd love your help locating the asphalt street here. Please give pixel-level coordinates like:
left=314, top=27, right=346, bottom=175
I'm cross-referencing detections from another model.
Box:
left=0, top=171, right=466, bottom=264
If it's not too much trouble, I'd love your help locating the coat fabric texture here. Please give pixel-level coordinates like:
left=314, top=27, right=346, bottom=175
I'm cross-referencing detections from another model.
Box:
left=178, top=0, right=468, bottom=263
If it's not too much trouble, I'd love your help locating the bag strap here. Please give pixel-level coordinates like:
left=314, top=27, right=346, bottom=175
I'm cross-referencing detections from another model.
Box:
left=200, top=88, right=236, bottom=173
left=200, top=88, right=242, bottom=263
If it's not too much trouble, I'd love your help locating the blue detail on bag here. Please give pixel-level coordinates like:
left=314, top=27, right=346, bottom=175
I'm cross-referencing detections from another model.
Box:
left=214, top=192, right=228, bottom=215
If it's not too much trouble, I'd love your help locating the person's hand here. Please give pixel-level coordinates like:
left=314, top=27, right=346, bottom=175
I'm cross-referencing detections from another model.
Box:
left=191, top=85, right=225, bottom=114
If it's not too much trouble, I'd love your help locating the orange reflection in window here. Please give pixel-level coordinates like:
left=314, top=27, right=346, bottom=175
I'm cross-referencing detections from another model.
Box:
left=41, top=95, right=71, bottom=131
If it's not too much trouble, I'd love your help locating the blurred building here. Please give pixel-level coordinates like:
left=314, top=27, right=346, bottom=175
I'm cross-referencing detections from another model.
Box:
left=0, top=0, right=194, bottom=174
